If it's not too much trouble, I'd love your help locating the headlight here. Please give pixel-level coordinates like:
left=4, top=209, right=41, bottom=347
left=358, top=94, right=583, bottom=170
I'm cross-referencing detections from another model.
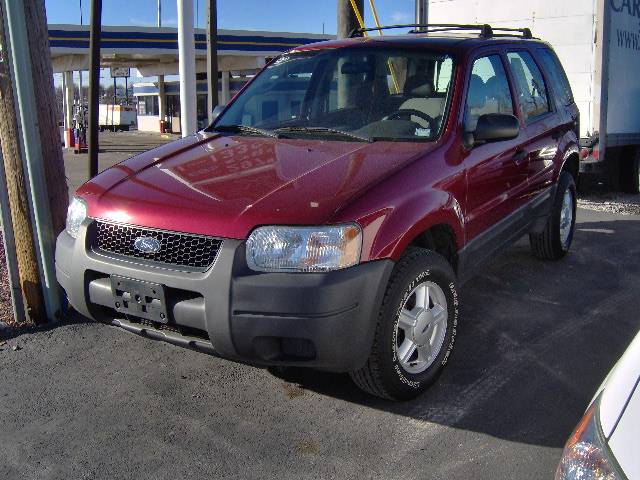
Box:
left=556, top=401, right=620, bottom=480
left=66, top=197, right=87, bottom=239
left=246, top=224, right=362, bottom=272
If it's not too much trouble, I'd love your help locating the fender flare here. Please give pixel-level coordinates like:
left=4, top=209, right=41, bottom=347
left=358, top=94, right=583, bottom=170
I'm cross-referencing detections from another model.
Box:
left=557, top=142, right=580, bottom=182
left=365, top=189, right=465, bottom=262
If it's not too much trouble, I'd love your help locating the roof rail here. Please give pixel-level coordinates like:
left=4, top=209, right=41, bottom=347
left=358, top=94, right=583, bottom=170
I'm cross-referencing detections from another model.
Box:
left=348, top=23, right=534, bottom=40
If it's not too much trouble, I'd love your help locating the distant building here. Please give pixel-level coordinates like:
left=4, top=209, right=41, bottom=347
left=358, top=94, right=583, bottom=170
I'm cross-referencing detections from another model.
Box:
left=49, top=25, right=332, bottom=134
left=133, top=73, right=252, bottom=133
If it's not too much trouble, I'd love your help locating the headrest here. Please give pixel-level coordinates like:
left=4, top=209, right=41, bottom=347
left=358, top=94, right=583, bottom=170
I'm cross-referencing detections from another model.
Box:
left=467, top=74, right=486, bottom=109
left=404, top=74, right=434, bottom=97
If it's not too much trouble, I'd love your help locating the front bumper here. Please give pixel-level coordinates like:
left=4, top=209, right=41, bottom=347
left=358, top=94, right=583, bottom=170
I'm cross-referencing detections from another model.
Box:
left=55, top=220, right=394, bottom=372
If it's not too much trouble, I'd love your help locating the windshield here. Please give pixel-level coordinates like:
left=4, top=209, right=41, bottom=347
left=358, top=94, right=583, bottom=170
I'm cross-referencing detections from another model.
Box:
left=212, top=47, right=455, bottom=142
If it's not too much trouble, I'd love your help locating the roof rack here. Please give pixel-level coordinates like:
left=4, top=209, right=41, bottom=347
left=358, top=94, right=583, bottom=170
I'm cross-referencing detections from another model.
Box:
left=348, top=23, right=533, bottom=40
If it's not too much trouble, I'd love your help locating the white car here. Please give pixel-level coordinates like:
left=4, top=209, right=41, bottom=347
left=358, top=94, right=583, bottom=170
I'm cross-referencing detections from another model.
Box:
left=556, top=331, right=640, bottom=479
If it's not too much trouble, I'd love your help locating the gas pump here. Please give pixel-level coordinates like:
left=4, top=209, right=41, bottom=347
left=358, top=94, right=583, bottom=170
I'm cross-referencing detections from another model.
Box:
left=73, top=101, right=88, bottom=154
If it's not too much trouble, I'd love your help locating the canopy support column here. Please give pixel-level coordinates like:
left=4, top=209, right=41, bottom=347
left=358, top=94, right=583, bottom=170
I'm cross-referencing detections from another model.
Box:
left=177, top=0, right=197, bottom=136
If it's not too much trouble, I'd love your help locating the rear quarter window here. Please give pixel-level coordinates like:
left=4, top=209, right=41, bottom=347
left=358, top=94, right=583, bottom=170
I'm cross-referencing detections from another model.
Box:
left=537, top=48, right=574, bottom=107
left=507, top=51, right=551, bottom=123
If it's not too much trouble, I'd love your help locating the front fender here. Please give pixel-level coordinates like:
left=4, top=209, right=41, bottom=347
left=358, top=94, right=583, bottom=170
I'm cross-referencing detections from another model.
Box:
left=360, top=188, right=465, bottom=262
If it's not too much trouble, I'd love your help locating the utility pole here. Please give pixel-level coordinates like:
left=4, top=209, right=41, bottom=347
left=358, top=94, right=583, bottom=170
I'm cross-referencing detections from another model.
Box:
left=206, top=0, right=219, bottom=121
left=1, top=0, right=69, bottom=323
left=415, top=0, right=428, bottom=30
left=0, top=1, right=41, bottom=323
left=177, top=0, right=197, bottom=136
left=337, top=0, right=364, bottom=39
left=87, top=0, right=102, bottom=178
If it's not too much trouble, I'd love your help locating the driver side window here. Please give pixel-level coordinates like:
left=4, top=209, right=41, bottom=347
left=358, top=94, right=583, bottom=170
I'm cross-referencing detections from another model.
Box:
left=464, top=55, right=514, bottom=132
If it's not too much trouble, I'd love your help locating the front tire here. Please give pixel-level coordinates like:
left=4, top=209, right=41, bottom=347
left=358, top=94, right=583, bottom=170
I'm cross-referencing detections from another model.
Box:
left=529, top=171, right=577, bottom=260
left=350, top=248, right=459, bottom=401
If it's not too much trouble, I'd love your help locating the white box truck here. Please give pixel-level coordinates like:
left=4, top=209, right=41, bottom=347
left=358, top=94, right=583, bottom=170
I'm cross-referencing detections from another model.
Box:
left=99, top=104, right=137, bottom=132
left=429, top=0, right=640, bottom=192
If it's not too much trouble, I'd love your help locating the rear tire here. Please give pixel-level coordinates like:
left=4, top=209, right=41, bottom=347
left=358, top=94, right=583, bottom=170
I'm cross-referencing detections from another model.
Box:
left=620, top=148, right=640, bottom=194
left=529, top=171, right=577, bottom=260
left=349, top=248, right=459, bottom=401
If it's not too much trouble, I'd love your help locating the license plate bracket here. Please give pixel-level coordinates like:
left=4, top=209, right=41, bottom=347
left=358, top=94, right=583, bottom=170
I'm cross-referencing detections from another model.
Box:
left=110, top=275, right=169, bottom=323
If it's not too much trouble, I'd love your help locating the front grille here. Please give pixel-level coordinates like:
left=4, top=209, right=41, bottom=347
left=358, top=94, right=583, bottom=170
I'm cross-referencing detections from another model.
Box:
left=93, top=221, right=222, bottom=269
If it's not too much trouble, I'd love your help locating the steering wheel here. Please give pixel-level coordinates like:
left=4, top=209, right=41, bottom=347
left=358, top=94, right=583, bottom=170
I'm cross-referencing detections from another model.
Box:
left=386, top=109, right=437, bottom=132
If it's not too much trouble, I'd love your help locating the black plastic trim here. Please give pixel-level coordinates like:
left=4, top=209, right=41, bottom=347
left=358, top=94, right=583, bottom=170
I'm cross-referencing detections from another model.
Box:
left=458, top=185, right=555, bottom=283
left=56, top=220, right=395, bottom=373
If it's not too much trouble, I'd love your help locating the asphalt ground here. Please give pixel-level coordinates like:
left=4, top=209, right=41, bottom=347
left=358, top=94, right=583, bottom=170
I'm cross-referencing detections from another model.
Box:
left=0, top=131, right=637, bottom=479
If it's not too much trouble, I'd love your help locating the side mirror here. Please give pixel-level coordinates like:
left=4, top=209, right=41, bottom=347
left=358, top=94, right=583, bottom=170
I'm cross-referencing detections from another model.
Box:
left=211, top=105, right=224, bottom=122
left=473, top=113, right=520, bottom=145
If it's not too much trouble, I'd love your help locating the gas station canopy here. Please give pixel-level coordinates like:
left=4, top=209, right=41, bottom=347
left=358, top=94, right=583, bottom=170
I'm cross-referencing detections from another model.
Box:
left=49, top=24, right=332, bottom=75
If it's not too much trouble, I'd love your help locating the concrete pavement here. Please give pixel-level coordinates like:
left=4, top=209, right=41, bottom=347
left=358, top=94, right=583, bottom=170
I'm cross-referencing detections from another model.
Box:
left=63, top=131, right=178, bottom=195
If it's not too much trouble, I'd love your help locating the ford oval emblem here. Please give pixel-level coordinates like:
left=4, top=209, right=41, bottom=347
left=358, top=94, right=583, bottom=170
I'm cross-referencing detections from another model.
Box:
left=134, top=236, right=161, bottom=254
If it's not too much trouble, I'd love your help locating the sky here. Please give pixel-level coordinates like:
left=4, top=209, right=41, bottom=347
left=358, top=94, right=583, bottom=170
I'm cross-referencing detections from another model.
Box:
left=44, top=0, right=416, bottom=34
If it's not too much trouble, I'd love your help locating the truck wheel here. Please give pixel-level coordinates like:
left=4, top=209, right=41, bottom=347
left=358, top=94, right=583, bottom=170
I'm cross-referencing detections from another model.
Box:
left=621, top=148, right=640, bottom=194
left=529, top=171, right=577, bottom=260
left=349, top=248, right=459, bottom=401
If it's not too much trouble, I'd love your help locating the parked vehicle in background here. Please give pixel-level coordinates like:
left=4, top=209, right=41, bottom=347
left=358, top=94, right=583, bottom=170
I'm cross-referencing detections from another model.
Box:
left=98, top=104, right=137, bottom=132
left=429, top=0, right=640, bottom=193
left=556, top=330, right=640, bottom=480
left=56, top=24, right=580, bottom=400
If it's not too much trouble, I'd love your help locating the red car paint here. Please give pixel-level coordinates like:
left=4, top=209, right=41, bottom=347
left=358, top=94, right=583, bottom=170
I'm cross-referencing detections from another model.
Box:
left=76, top=35, right=579, bottom=264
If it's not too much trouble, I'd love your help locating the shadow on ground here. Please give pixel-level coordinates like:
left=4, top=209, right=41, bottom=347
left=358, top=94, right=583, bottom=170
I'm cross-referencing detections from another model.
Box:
left=0, top=311, right=92, bottom=342
left=270, top=217, right=640, bottom=449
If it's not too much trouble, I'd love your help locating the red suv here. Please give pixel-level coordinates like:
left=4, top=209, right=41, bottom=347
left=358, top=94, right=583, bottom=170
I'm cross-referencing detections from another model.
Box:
left=56, top=24, right=580, bottom=400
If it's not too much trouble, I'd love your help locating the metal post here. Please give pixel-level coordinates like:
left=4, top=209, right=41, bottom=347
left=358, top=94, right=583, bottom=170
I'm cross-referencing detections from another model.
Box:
left=79, top=0, right=83, bottom=110
left=112, top=76, right=116, bottom=129
left=415, top=0, right=428, bottom=31
left=0, top=149, right=26, bottom=323
left=177, top=0, right=197, bottom=136
left=157, top=0, right=165, bottom=132
left=206, top=0, right=219, bottom=122
left=87, top=0, right=102, bottom=178
left=221, top=70, right=230, bottom=105
left=63, top=71, right=74, bottom=148
left=4, top=0, right=61, bottom=321
left=158, top=75, right=166, bottom=130
left=78, top=71, right=83, bottom=110
left=337, top=0, right=363, bottom=39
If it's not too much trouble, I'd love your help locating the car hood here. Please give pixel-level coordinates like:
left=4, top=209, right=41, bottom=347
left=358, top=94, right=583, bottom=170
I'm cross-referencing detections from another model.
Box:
left=78, top=132, right=434, bottom=239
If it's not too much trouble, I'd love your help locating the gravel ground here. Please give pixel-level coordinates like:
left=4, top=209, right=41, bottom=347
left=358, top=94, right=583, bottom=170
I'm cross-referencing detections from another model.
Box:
left=578, top=192, right=640, bottom=215
left=0, top=234, right=15, bottom=325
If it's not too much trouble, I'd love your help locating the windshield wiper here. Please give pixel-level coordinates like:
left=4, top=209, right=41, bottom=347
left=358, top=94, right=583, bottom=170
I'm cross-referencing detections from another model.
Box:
left=212, top=124, right=279, bottom=138
left=275, top=126, right=373, bottom=143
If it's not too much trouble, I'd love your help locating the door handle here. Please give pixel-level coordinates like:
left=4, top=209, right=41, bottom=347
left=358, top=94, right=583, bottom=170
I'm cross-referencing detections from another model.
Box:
left=512, top=149, right=528, bottom=164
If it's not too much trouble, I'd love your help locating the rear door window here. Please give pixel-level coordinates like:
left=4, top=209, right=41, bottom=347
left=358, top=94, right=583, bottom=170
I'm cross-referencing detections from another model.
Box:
left=464, top=55, right=514, bottom=132
left=537, top=48, right=574, bottom=107
left=507, top=51, right=551, bottom=122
